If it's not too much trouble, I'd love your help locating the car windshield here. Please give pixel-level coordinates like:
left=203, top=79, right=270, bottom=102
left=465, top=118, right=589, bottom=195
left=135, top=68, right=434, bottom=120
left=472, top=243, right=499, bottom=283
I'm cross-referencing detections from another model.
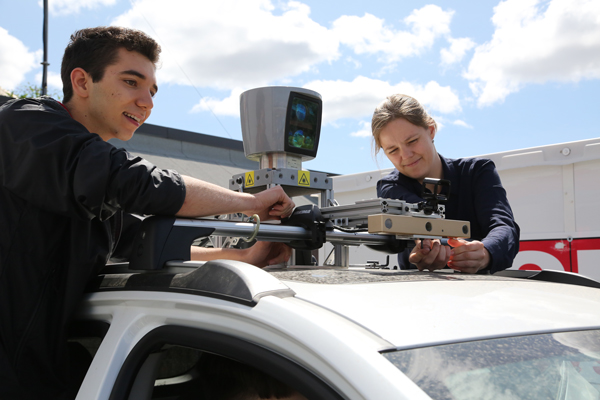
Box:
left=383, top=330, right=600, bottom=400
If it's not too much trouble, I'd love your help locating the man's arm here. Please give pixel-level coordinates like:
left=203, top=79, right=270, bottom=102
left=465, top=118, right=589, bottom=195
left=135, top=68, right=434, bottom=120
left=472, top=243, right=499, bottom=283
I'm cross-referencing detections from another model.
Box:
left=177, top=176, right=294, bottom=220
left=191, top=242, right=292, bottom=268
left=177, top=176, right=295, bottom=267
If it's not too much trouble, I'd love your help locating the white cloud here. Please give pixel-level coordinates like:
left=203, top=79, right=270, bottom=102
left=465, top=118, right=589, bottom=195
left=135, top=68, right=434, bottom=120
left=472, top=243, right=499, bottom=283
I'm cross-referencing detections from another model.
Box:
left=112, top=0, right=339, bottom=90
left=304, top=76, right=461, bottom=124
left=345, top=56, right=362, bottom=69
left=452, top=119, right=473, bottom=129
left=47, top=71, right=63, bottom=89
left=0, top=27, right=39, bottom=91
left=44, top=0, right=117, bottom=15
left=431, top=115, right=445, bottom=131
left=465, top=0, right=600, bottom=106
left=189, top=76, right=461, bottom=125
left=350, top=121, right=372, bottom=137
left=440, top=37, right=476, bottom=65
left=191, top=88, right=242, bottom=116
left=34, top=71, right=63, bottom=90
left=332, top=5, right=453, bottom=63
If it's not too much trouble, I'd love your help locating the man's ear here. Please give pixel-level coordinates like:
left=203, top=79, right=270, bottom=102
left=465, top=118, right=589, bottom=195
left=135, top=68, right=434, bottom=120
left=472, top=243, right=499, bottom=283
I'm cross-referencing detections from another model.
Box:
left=70, top=68, right=91, bottom=99
left=429, top=125, right=436, bottom=141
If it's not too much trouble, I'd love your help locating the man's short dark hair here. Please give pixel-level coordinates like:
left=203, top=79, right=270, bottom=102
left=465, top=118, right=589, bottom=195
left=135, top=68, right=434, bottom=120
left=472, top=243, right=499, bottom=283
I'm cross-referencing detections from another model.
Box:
left=61, top=26, right=161, bottom=103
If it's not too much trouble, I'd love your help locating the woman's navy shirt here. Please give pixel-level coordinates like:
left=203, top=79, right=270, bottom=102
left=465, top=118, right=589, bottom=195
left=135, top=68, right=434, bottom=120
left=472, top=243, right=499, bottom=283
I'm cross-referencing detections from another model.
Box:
left=377, top=155, right=520, bottom=273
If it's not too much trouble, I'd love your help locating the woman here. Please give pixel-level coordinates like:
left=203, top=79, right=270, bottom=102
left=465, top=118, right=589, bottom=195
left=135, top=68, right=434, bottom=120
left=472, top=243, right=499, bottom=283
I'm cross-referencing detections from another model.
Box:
left=373, top=94, right=520, bottom=273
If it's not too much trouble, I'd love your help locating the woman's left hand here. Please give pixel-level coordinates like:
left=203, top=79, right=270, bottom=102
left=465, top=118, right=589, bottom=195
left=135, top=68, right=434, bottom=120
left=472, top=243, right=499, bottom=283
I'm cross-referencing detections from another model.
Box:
left=446, top=238, right=490, bottom=273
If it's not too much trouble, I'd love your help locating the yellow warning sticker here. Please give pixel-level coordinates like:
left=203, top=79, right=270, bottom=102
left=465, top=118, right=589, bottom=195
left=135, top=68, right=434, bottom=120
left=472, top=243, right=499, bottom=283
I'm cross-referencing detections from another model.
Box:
left=245, top=171, right=255, bottom=187
left=298, top=170, right=310, bottom=187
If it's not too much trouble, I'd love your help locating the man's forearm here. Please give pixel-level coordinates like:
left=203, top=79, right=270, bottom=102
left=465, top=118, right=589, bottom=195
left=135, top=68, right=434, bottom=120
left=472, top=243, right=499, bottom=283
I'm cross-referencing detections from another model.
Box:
left=190, top=246, right=247, bottom=262
left=176, top=175, right=257, bottom=217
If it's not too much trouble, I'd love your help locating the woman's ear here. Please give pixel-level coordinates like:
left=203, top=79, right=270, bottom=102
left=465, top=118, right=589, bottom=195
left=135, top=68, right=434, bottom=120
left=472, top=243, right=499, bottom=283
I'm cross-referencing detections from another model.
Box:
left=70, top=68, right=91, bottom=99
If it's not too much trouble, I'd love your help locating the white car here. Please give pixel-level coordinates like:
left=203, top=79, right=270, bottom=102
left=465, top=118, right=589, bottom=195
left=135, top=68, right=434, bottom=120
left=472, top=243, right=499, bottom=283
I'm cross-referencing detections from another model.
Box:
left=70, top=220, right=600, bottom=400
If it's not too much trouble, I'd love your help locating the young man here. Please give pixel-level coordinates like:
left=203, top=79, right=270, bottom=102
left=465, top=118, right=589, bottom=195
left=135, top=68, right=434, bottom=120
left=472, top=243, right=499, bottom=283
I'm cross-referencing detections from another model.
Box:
left=0, top=26, right=294, bottom=399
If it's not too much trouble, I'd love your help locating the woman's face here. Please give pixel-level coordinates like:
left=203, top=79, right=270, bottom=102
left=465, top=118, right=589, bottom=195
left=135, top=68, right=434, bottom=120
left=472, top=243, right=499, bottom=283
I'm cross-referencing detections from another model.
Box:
left=378, top=118, right=438, bottom=182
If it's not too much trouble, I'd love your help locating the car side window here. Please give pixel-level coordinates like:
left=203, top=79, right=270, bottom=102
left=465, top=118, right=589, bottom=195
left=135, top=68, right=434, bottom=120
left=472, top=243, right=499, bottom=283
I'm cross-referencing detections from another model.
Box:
left=109, top=325, right=343, bottom=400
left=129, top=346, right=306, bottom=400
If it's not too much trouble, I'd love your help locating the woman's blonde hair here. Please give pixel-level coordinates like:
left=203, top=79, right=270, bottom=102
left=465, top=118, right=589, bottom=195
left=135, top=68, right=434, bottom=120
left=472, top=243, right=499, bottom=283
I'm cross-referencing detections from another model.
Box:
left=371, top=94, right=437, bottom=156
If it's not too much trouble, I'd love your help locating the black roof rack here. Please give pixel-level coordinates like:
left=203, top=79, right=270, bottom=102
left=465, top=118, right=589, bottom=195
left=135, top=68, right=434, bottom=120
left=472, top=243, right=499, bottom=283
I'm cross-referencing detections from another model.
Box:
left=89, top=260, right=295, bottom=306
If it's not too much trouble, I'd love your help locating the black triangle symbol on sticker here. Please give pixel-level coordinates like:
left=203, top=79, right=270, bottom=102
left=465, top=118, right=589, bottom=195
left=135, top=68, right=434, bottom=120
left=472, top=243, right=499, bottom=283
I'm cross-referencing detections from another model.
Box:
left=299, top=173, right=309, bottom=185
left=246, top=175, right=254, bottom=185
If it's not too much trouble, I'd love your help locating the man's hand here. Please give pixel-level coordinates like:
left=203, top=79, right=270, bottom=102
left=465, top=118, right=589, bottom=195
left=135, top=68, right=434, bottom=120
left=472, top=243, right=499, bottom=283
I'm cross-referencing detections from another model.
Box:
left=245, top=185, right=295, bottom=221
left=177, top=176, right=294, bottom=219
left=190, top=241, right=292, bottom=268
left=447, top=238, right=490, bottom=273
left=409, top=239, right=452, bottom=272
left=241, top=241, right=292, bottom=268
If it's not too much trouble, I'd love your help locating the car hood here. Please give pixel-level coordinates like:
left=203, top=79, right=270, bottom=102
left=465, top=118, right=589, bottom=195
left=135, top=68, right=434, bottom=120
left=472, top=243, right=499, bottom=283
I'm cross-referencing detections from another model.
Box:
left=278, top=271, right=600, bottom=349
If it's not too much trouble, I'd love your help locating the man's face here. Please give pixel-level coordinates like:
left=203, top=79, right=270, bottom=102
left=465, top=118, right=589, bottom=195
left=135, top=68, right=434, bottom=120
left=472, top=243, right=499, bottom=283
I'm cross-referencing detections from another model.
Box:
left=86, top=47, right=157, bottom=142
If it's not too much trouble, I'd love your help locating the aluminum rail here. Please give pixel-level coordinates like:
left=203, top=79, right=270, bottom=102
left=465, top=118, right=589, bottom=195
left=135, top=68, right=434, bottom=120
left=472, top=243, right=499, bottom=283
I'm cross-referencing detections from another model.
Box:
left=174, top=218, right=395, bottom=246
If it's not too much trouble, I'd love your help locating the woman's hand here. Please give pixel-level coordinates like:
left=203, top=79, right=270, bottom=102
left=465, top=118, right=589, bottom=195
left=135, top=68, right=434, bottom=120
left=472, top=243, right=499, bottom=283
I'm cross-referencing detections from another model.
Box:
left=409, top=239, right=452, bottom=271
left=447, top=238, right=490, bottom=273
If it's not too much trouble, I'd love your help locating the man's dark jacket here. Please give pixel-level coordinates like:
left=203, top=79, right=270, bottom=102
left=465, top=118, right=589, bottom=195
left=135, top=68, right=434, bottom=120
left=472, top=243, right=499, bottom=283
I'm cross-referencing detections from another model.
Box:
left=0, top=97, right=186, bottom=399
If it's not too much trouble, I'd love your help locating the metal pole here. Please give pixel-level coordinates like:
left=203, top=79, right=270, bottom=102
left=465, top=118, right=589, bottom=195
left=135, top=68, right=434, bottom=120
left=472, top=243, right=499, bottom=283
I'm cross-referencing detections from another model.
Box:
left=41, top=0, right=49, bottom=96
left=174, top=218, right=396, bottom=246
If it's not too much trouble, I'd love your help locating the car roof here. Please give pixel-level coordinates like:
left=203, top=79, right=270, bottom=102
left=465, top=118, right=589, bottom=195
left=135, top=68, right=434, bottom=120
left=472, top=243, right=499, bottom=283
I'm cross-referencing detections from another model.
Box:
left=270, top=269, right=600, bottom=349
left=93, top=263, right=600, bottom=350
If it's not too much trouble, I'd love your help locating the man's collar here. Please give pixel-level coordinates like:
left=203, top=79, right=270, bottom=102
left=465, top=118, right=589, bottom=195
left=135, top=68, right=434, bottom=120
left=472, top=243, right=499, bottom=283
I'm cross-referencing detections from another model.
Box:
left=57, top=101, right=73, bottom=118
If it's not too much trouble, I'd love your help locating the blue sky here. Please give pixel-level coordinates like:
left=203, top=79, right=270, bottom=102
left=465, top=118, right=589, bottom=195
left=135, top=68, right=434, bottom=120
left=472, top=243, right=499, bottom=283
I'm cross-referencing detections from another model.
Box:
left=1, top=0, right=599, bottom=175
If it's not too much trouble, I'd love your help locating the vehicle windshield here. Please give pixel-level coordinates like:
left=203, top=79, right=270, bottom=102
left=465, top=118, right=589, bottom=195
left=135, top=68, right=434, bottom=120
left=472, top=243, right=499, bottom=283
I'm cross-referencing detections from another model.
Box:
left=383, top=330, right=600, bottom=400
